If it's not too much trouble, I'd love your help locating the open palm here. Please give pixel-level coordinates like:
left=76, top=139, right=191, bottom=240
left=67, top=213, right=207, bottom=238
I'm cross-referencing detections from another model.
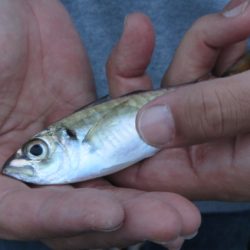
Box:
left=0, top=1, right=199, bottom=249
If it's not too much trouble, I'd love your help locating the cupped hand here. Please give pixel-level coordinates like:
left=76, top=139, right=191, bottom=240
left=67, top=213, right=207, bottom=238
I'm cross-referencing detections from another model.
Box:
left=0, top=1, right=200, bottom=249
left=109, top=1, right=250, bottom=201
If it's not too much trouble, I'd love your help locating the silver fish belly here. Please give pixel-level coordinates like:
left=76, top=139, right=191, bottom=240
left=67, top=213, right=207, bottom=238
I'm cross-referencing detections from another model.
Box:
left=2, top=89, right=167, bottom=185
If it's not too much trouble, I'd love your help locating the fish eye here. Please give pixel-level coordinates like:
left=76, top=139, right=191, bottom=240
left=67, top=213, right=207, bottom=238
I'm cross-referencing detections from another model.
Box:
left=24, top=139, right=49, bottom=160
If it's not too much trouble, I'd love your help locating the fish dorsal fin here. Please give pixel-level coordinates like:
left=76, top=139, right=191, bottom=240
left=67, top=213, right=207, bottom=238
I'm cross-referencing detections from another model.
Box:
left=74, top=95, right=110, bottom=113
left=83, top=100, right=138, bottom=149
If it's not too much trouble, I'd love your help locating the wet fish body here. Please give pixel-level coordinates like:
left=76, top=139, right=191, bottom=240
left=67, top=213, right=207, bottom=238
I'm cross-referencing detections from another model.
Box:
left=2, top=89, right=167, bottom=185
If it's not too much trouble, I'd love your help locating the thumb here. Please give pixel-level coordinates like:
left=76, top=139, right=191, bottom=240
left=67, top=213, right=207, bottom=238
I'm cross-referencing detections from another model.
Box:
left=136, top=71, right=250, bottom=148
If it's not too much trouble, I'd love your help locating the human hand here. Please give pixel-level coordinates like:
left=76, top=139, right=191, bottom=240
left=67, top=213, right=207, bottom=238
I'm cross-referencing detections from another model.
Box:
left=0, top=1, right=200, bottom=249
left=108, top=1, right=250, bottom=201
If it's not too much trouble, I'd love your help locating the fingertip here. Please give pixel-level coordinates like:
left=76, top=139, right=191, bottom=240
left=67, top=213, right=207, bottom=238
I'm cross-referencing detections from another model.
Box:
left=145, top=192, right=201, bottom=238
left=95, top=195, right=125, bottom=232
left=123, top=12, right=155, bottom=39
left=168, top=193, right=201, bottom=236
left=157, top=236, right=185, bottom=250
left=126, top=194, right=183, bottom=242
left=107, top=12, right=154, bottom=97
left=119, top=12, right=155, bottom=76
left=18, top=189, right=126, bottom=238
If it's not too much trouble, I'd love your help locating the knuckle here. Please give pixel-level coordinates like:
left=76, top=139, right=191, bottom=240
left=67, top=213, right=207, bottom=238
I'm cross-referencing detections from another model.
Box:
left=225, top=85, right=250, bottom=133
left=191, top=14, right=212, bottom=35
left=149, top=201, right=182, bottom=241
left=201, top=88, right=225, bottom=138
left=197, top=85, right=248, bottom=139
left=188, top=14, right=218, bottom=51
left=184, top=86, right=227, bottom=139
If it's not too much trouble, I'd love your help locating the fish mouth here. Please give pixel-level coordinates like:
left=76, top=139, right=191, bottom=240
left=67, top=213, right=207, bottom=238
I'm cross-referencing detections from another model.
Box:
left=2, top=166, right=35, bottom=177
left=2, top=154, right=35, bottom=178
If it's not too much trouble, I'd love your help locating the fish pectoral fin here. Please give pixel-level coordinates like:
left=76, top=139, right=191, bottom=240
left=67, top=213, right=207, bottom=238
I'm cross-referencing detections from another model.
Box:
left=83, top=101, right=138, bottom=147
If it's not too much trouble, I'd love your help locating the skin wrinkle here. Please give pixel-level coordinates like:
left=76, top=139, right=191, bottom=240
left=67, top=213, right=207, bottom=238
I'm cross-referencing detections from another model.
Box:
left=229, top=83, right=250, bottom=133
left=35, top=189, right=99, bottom=238
left=189, top=138, right=241, bottom=200
left=0, top=103, right=50, bottom=138
left=44, top=192, right=135, bottom=249
left=197, top=15, right=224, bottom=49
left=0, top=100, right=44, bottom=137
left=81, top=195, right=183, bottom=247
left=44, top=81, right=93, bottom=121
left=37, top=190, right=108, bottom=237
left=192, top=21, right=219, bottom=69
left=225, top=86, right=240, bottom=132
left=201, top=91, right=212, bottom=139
left=199, top=86, right=224, bottom=139
left=185, top=88, right=199, bottom=140
left=185, top=146, right=200, bottom=180
left=201, top=87, right=210, bottom=139
left=214, top=88, right=225, bottom=137
left=203, top=34, right=220, bottom=52
left=215, top=41, right=247, bottom=76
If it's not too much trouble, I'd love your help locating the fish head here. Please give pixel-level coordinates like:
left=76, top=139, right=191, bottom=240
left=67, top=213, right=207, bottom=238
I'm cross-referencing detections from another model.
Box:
left=2, top=128, right=79, bottom=184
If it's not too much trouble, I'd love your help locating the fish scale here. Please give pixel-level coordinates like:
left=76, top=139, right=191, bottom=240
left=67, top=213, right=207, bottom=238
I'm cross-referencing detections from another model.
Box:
left=2, top=89, right=168, bottom=184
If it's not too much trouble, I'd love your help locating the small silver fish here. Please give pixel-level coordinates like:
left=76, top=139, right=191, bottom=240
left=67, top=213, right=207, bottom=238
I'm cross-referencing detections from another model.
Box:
left=2, top=89, right=167, bottom=185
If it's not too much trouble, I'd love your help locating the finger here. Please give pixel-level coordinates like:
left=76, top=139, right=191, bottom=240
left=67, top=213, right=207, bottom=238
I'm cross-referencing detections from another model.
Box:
left=43, top=192, right=200, bottom=249
left=162, top=233, right=197, bottom=250
left=0, top=186, right=124, bottom=240
left=137, top=71, right=250, bottom=148
left=162, top=0, right=250, bottom=86
left=214, top=41, right=247, bottom=76
left=220, top=51, right=250, bottom=76
left=29, top=0, right=96, bottom=122
left=73, top=178, right=112, bottom=189
left=106, top=13, right=154, bottom=97
left=160, top=236, right=185, bottom=250
left=149, top=192, right=201, bottom=237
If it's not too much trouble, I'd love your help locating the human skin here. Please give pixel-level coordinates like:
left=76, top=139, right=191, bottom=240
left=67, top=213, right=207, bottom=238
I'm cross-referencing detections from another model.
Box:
left=109, top=0, right=250, bottom=201
left=0, top=0, right=200, bottom=249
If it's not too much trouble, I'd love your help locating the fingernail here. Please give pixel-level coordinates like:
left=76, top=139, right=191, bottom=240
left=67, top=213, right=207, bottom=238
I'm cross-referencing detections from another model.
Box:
left=124, top=15, right=129, bottom=27
left=223, top=0, right=249, bottom=17
left=152, top=240, right=183, bottom=250
left=100, top=222, right=123, bottom=232
left=184, top=231, right=198, bottom=240
left=137, top=105, right=175, bottom=147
